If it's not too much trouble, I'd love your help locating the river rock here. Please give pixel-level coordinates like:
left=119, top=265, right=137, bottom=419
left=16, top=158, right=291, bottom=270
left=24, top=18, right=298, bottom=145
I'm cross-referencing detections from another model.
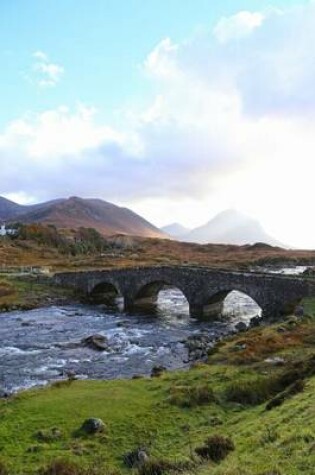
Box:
left=184, top=334, right=214, bottom=361
left=250, top=315, right=262, bottom=328
left=81, top=334, right=109, bottom=351
left=0, top=388, right=9, bottom=399
left=151, top=365, right=167, bottom=377
left=235, top=322, right=248, bottom=332
left=264, top=356, right=285, bottom=366
left=294, top=305, right=304, bottom=318
left=64, top=370, right=78, bottom=380
left=303, top=267, right=315, bottom=277
left=21, top=321, right=33, bottom=327
left=116, top=321, right=129, bottom=328
left=80, top=418, right=106, bottom=434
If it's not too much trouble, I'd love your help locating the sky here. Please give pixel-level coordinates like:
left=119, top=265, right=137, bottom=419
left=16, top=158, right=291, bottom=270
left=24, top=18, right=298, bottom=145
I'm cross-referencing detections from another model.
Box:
left=1, top=0, right=315, bottom=248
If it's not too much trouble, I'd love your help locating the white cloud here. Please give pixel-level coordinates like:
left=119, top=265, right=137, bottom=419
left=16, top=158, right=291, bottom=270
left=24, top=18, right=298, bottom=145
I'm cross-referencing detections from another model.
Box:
left=33, top=50, right=48, bottom=62
left=144, top=38, right=179, bottom=79
left=31, top=50, right=64, bottom=88
left=0, top=105, right=127, bottom=160
left=213, top=11, right=266, bottom=43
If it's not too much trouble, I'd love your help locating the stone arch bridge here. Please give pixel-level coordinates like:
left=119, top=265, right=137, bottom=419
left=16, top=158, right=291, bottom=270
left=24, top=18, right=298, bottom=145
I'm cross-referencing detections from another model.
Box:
left=53, top=266, right=315, bottom=320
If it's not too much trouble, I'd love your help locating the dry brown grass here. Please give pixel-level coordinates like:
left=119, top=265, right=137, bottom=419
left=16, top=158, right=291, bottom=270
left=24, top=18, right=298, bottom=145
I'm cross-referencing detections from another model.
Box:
left=1, top=231, right=315, bottom=272
left=210, top=320, right=315, bottom=365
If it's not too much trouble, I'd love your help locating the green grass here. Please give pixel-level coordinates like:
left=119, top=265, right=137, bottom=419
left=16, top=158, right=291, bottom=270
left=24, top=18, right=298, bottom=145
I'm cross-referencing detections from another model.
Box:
left=303, top=297, right=315, bottom=317
left=1, top=365, right=315, bottom=474
left=0, top=276, right=74, bottom=312
left=1, top=302, right=315, bottom=474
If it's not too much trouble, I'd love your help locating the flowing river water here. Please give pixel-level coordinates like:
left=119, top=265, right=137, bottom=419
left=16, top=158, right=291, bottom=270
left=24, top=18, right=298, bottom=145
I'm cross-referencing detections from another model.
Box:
left=0, top=289, right=262, bottom=394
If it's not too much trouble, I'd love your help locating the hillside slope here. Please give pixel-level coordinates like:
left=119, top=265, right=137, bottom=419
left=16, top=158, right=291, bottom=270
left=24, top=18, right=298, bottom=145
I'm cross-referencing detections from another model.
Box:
left=0, top=197, right=25, bottom=220
left=3, top=196, right=166, bottom=238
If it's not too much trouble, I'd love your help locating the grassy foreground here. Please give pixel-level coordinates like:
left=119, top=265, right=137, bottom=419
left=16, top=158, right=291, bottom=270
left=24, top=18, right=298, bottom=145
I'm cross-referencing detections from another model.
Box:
left=1, top=301, right=315, bottom=474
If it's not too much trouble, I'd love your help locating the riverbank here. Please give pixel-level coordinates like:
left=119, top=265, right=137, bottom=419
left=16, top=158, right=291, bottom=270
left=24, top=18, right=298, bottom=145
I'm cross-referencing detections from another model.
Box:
left=0, top=275, right=77, bottom=312
left=1, top=298, right=315, bottom=474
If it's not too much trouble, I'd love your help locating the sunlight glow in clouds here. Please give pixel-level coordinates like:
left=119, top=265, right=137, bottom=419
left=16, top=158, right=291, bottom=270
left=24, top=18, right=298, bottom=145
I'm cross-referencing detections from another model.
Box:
left=2, top=2, right=315, bottom=248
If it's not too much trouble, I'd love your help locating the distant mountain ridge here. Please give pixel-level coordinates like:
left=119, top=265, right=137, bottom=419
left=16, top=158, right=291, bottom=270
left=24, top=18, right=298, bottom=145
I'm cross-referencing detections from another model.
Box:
left=0, top=197, right=25, bottom=219
left=161, top=223, right=191, bottom=238
left=0, top=196, right=166, bottom=239
left=163, top=209, right=285, bottom=247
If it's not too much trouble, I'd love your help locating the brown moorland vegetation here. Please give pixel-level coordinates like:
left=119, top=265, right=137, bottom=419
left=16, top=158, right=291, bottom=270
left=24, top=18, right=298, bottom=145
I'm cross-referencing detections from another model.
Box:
left=0, top=224, right=315, bottom=272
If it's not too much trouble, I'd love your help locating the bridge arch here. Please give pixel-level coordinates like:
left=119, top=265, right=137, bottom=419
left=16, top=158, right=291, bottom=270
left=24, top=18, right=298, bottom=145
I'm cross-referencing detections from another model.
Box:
left=191, top=282, right=304, bottom=320
left=128, top=279, right=190, bottom=312
left=88, top=281, right=122, bottom=305
left=194, top=288, right=262, bottom=320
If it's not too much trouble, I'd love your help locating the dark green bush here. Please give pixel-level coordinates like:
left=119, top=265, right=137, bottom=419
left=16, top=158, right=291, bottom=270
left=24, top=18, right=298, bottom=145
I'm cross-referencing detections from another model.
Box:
left=38, top=459, right=117, bottom=475
left=0, top=461, right=9, bottom=475
left=38, top=459, right=83, bottom=475
left=35, top=427, right=63, bottom=443
left=266, top=379, right=305, bottom=411
left=138, top=460, right=171, bottom=475
left=225, top=378, right=272, bottom=405
left=138, top=459, right=190, bottom=475
left=226, top=366, right=307, bottom=407
left=195, top=435, right=235, bottom=462
left=168, top=384, right=216, bottom=408
left=275, top=369, right=301, bottom=390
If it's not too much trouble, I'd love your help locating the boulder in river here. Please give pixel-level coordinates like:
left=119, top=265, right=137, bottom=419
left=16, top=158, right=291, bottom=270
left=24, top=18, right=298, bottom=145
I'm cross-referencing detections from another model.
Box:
left=81, top=334, right=109, bottom=351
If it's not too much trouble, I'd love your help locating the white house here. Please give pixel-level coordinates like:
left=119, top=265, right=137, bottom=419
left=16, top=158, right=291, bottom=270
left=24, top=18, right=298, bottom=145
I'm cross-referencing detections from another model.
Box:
left=0, top=224, right=7, bottom=236
left=0, top=224, right=18, bottom=237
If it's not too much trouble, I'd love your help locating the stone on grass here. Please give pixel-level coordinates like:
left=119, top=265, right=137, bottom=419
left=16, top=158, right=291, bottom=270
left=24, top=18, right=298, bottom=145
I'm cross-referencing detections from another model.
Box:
left=123, top=447, right=149, bottom=468
left=80, top=418, right=106, bottom=434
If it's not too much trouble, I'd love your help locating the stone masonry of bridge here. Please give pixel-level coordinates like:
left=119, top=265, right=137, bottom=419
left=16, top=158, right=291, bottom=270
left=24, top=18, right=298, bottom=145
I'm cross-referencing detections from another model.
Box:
left=53, top=266, right=315, bottom=320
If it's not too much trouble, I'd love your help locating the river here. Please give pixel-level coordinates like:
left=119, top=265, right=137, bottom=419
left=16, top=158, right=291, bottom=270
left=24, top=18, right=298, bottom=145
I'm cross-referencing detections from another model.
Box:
left=0, top=289, right=262, bottom=394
